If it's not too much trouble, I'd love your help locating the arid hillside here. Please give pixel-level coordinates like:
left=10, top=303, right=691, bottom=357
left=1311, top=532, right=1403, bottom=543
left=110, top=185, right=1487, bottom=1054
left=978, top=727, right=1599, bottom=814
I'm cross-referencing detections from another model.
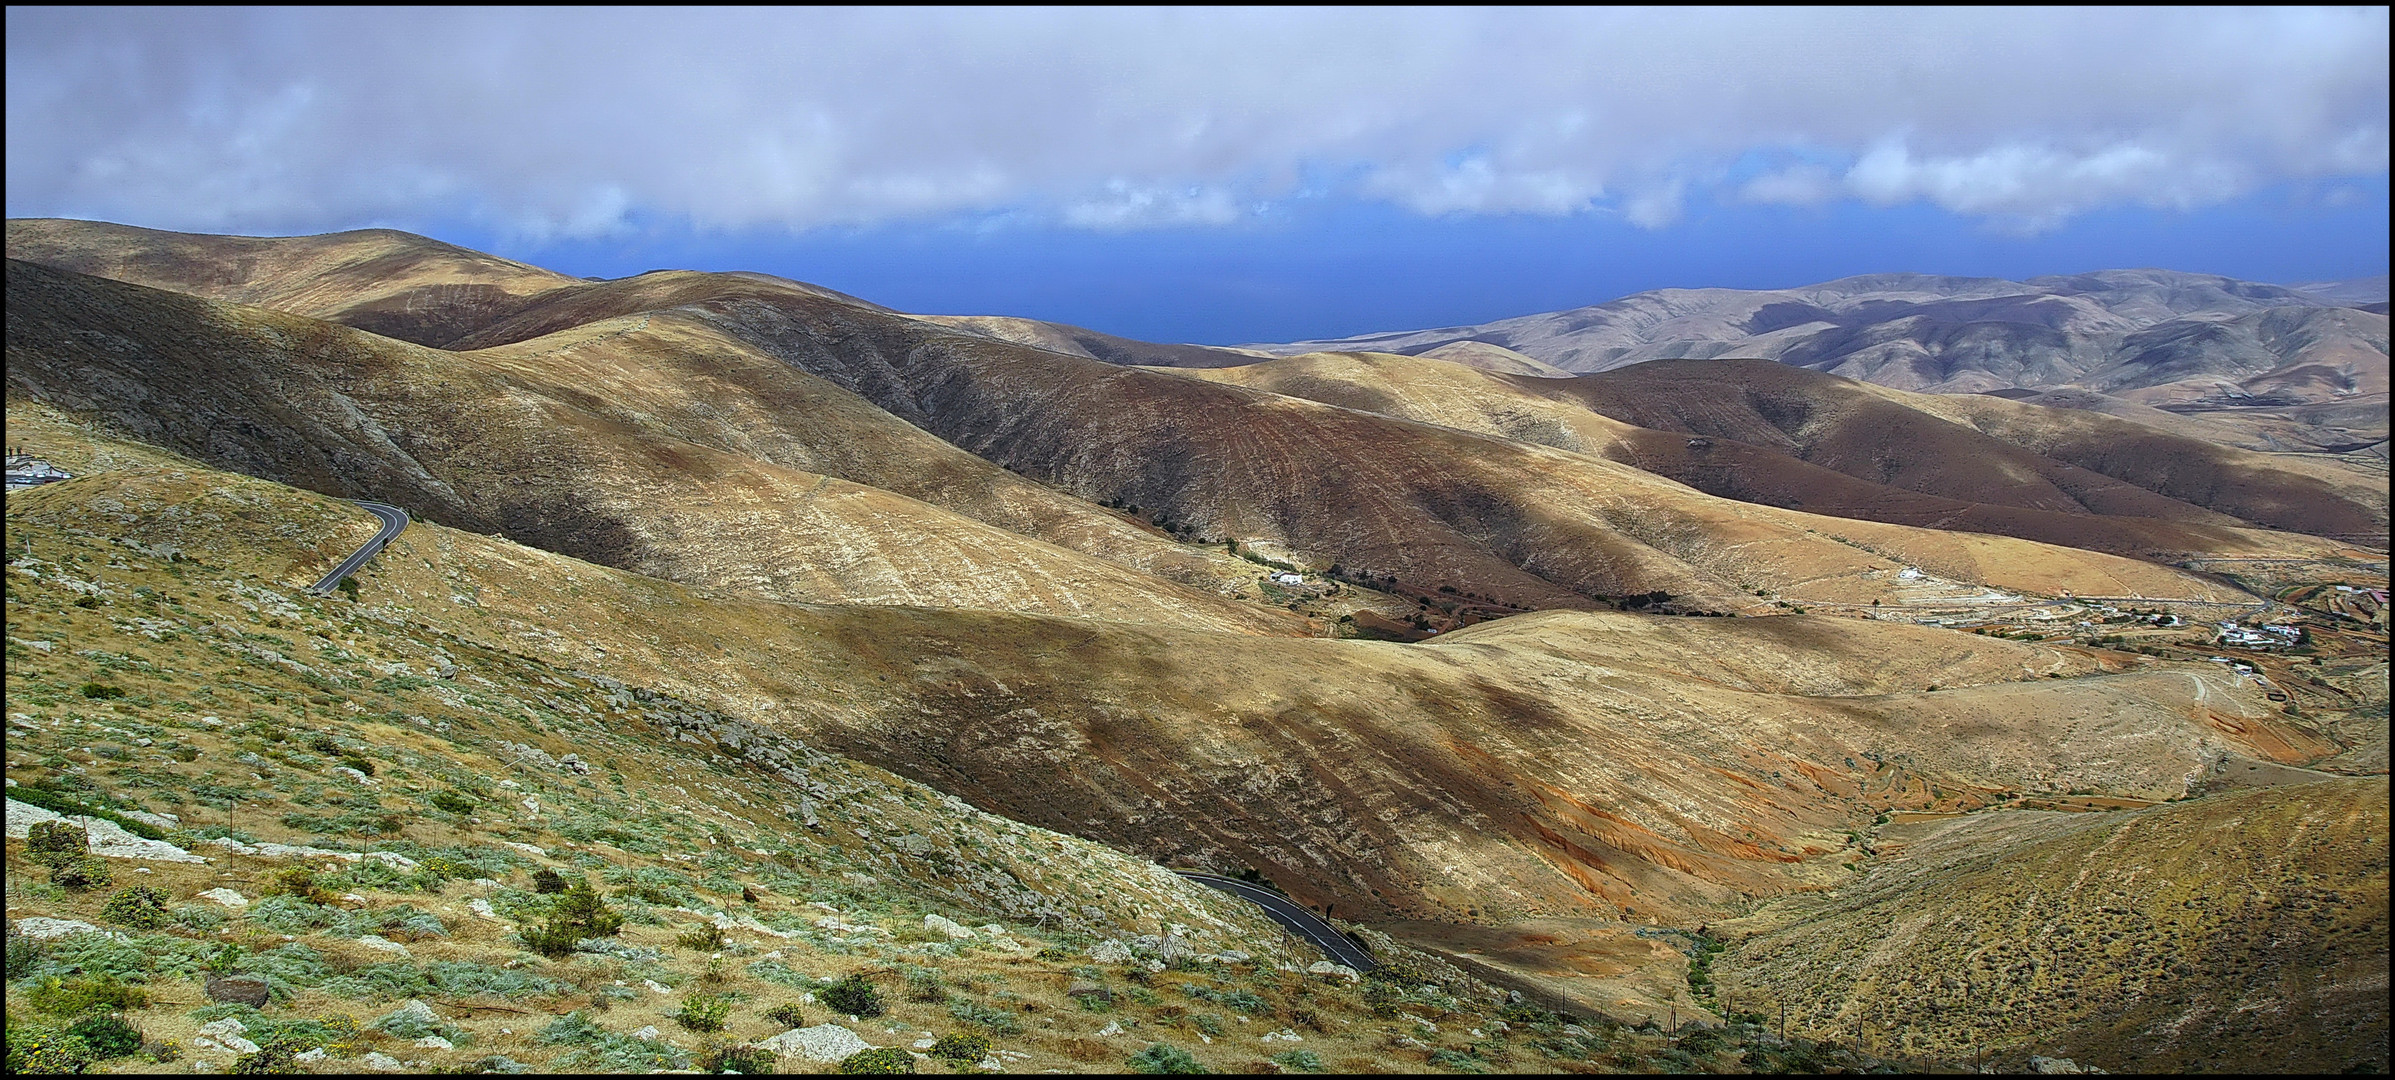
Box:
left=1245, top=269, right=2390, bottom=414
left=10, top=249, right=2248, bottom=620
left=1715, top=778, right=2390, bottom=1074
left=4, top=260, right=1302, bottom=635
left=1179, top=351, right=2375, bottom=560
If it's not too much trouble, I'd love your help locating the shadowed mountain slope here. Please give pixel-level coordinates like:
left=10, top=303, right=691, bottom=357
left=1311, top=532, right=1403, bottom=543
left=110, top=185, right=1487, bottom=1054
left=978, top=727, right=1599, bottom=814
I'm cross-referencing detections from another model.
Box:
left=1180, top=351, right=2371, bottom=558
left=4, top=259, right=1304, bottom=634
left=3, top=445, right=2339, bottom=940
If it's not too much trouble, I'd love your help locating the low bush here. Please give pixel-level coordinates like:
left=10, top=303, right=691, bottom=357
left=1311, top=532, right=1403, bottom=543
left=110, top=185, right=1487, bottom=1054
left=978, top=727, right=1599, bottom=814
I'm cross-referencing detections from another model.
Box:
left=674, top=922, right=727, bottom=952
left=708, top=1043, right=778, bottom=1074
left=530, top=868, right=568, bottom=894
left=8, top=936, right=48, bottom=979
left=521, top=879, right=624, bottom=958
left=26, top=819, right=88, bottom=864
left=1269, top=1049, right=1323, bottom=1072
left=51, top=856, right=116, bottom=891
left=64, top=1014, right=143, bottom=1059
left=838, top=1046, right=917, bottom=1074
left=429, top=790, right=478, bottom=814
left=930, top=1031, right=993, bottom=1062
left=820, top=973, right=886, bottom=1018
left=6, top=1025, right=96, bottom=1074
left=765, top=1002, right=807, bottom=1029
left=264, top=866, right=334, bottom=905
left=1128, top=1042, right=1208, bottom=1074
left=100, top=885, right=173, bottom=930
left=948, top=998, right=1021, bottom=1034
left=675, top=991, right=730, bottom=1032
left=22, top=974, right=149, bottom=1017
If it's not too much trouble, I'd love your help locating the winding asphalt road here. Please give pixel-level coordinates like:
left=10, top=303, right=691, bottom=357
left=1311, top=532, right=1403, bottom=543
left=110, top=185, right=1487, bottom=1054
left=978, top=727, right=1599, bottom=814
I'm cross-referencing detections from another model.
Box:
left=1175, top=871, right=1377, bottom=972
left=309, top=501, right=408, bottom=595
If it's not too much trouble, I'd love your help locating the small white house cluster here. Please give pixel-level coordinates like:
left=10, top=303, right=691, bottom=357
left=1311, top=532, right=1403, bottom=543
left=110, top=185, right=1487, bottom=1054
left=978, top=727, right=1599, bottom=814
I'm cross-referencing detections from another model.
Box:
left=2215, top=621, right=2300, bottom=649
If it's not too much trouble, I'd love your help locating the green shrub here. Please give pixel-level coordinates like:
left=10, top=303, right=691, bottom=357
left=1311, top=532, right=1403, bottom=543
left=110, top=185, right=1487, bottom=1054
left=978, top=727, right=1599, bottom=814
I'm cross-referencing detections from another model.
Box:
left=1127, top=1042, right=1207, bottom=1074
left=80, top=682, right=127, bottom=699
left=7, top=935, right=48, bottom=979
left=6, top=1025, right=96, bottom=1074
left=947, top=998, right=1021, bottom=1035
left=1269, top=1049, right=1323, bottom=1073
left=1427, top=1048, right=1488, bottom=1072
left=762, top=1002, right=806, bottom=1030
left=64, top=1014, right=143, bottom=1060
left=339, top=754, right=375, bottom=776
left=929, top=1032, right=992, bottom=1062
left=820, top=973, right=885, bottom=1018
left=904, top=967, right=948, bottom=1003
left=264, top=866, right=333, bottom=905
left=674, top=991, right=730, bottom=1033
left=99, top=885, right=173, bottom=930
left=231, top=1039, right=306, bottom=1074
left=51, top=857, right=115, bottom=891
left=837, top=1046, right=917, bottom=1074
left=530, top=868, right=568, bottom=894
left=707, top=1042, right=778, bottom=1074
left=538, top=1011, right=608, bottom=1046
left=22, top=974, right=149, bottom=1017
left=26, top=819, right=89, bottom=865
left=520, top=879, right=623, bottom=958
left=674, top=923, right=727, bottom=952
left=429, top=790, right=478, bottom=814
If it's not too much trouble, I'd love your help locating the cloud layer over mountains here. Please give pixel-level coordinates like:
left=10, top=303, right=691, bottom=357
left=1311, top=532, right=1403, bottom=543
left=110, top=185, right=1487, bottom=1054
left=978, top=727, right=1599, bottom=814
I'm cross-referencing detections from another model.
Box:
left=7, top=8, right=2386, bottom=238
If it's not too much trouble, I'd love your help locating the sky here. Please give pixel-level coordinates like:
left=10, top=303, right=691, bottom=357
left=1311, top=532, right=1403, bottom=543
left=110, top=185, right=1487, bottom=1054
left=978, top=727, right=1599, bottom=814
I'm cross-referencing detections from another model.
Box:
left=7, top=7, right=2389, bottom=344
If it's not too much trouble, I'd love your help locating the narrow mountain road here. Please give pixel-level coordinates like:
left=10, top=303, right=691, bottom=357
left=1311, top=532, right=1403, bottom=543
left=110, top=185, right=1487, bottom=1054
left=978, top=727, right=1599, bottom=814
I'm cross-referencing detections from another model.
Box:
left=310, top=501, right=408, bottom=595
left=1175, top=871, right=1378, bottom=971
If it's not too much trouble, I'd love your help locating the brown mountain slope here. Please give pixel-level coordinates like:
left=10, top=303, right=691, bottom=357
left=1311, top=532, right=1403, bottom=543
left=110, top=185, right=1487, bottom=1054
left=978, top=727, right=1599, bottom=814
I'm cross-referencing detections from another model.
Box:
left=1561, top=359, right=2386, bottom=542
left=663, top=286, right=2247, bottom=610
left=4, top=447, right=2339, bottom=945
left=913, top=313, right=1268, bottom=368
left=4, top=259, right=1304, bottom=634
left=1716, top=777, right=2390, bottom=1074
left=1180, top=351, right=2344, bottom=563
left=4, top=217, right=582, bottom=347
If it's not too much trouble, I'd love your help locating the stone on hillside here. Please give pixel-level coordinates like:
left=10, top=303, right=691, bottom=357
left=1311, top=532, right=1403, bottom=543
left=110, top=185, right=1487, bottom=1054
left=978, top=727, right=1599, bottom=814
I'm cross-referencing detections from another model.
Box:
left=205, top=975, right=272, bottom=1007
left=5, top=797, right=207, bottom=863
left=13, top=917, right=102, bottom=940
left=631, top=1026, right=660, bottom=1041
left=357, top=934, right=412, bottom=957
left=1307, top=961, right=1359, bottom=981
left=374, top=999, right=441, bottom=1032
left=1088, top=939, right=1135, bottom=964
left=2029, top=1058, right=2106, bottom=1075
left=198, top=887, right=250, bottom=908
left=194, top=1018, right=261, bottom=1056
left=415, top=1035, right=454, bottom=1050
left=760, top=1024, right=875, bottom=1063
left=362, top=1052, right=407, bottom=1071
left=924, top=913, right=974, bottom=940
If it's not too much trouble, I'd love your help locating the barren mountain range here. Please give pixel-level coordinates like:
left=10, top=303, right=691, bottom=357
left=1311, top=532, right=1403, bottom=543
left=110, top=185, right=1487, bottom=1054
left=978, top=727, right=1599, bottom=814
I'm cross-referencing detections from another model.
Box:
left=1247, top=268, right=2390, bottom=456
left=6, top=219, right=2387, bottom=1072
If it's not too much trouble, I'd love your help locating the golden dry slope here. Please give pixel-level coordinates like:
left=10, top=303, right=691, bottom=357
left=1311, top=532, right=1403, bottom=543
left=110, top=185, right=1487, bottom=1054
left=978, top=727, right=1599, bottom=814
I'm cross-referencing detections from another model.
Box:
left=1714, top=779, right=2390, bottom=1074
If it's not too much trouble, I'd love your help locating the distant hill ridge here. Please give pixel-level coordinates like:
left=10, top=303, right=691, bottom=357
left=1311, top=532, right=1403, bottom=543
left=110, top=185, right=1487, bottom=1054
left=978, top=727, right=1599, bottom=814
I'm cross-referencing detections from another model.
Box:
left=1243, top=268, right=2390, bottom=406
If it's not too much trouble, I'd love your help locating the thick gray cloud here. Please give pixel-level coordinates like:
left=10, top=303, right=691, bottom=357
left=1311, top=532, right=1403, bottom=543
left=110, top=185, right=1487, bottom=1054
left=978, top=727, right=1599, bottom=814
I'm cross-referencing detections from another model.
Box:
left=6, top=7, right=2386, bottom=238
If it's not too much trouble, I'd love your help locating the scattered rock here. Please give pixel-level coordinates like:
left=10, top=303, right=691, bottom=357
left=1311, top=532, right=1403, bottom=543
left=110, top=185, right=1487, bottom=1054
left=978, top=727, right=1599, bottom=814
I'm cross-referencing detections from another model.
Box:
left=631, top=1026, right=660, bottom=1041
left=1088, top=939, right=1135, bottom=964
left=197, top=888, right=250, bottom=909
left=193, top=1018, right=260, bottom=1056
left=362, top=1051, right=406, bottom=1071
left=1307, top=961, right=1360, bottom=982
left=1095, top=1020, right=1125, bottom=1037
left=977, top=1055, right=1005, bottom=1072
left=5, top=798, right=208, bottom=863
left=760, top=1024, right=876, bottom=1063
left=1262, top=1029, right=1303, bottom=1043
left=13, top=917, right=103, bottom=940
left=292, top=1048, right=327, bottom=1062
left=2029, top=1058, right=2107, bottom=1074
left=376, top=1000, right=441, bottom=1032
left=205, top=975, right=272, bottom=1007
left=468, top=898, right=500, bottom=920
left=644, top=979, right=674, bottom=994
left=414, top=1036, right=454, bottom=1050
left=357, top=934, right=412, bottom=958
left=924, top=913, right=974, bottom=940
